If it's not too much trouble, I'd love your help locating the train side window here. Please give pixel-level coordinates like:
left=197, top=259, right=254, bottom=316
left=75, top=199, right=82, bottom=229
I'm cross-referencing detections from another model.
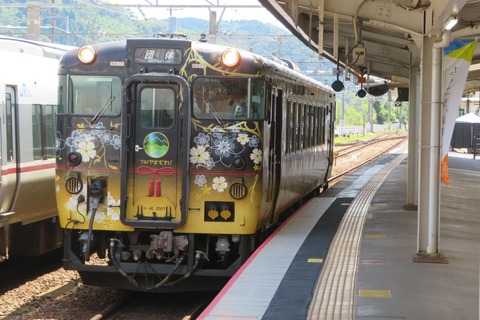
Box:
left=319, top=107, right=325, bottom=144
left=305, top=105, right=311, bottom=148
left=293, top=102, right=298, bottom=152
left=32, top=105, right=42, bottom=160
left=140, top=87, right=175, bottom=128
left=299, top=104, right=304, bottom=150
left=314, top=107, right=319, bottom=146
left=32, top=104, right=58, bottom=160
left=44, top=105, right=57, bottom=158
left=5, top=92, right=14, bottom=162
left=286, top=100, right=292, bottom=154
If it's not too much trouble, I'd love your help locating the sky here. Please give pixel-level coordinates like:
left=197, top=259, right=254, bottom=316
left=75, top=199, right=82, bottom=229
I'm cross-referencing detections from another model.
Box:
left=106, top=0, right=284, bottom=27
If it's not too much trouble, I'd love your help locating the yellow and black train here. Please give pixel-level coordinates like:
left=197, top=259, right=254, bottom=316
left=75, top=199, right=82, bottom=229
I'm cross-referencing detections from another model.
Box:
left=55, top=36, right=336, bottom=292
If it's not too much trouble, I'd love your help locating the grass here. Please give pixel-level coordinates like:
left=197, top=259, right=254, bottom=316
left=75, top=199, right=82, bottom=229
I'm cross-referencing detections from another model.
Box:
left=334, top=130, right=405, bottom=145
left=334, top=132, right=378, bottom=145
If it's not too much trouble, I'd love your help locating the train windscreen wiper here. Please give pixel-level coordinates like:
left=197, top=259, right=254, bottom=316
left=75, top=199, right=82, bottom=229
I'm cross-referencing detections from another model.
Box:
left=91, top=96, right=116, bottom=125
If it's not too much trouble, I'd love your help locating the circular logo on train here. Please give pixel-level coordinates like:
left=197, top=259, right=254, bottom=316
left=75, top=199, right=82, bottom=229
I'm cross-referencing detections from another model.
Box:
left=143, top=132, right=169, bottom=158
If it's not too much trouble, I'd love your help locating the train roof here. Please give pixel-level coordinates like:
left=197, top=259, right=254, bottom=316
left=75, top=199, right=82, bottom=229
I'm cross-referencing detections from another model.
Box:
left=0, top=35, right=73, bottom=59
left=60, top=37, right=334, bottom=94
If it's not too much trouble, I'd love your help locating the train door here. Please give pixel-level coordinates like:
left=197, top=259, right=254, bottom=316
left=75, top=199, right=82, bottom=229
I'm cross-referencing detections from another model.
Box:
left=267, top=88, right=283, bottom=223
left=122, top=75, right=190, bottom=228
left=0, top=86, right=18, bottom=214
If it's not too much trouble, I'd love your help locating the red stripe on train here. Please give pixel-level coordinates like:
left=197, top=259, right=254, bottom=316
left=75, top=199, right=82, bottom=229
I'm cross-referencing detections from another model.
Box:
left=1, top=162, right=55, bottom=176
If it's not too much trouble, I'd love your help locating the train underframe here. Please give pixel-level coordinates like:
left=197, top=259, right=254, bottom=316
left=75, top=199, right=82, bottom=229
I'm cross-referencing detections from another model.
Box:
left=0, top=218, right=63, bottom=262
left=63, top=228, right=258, bottom=292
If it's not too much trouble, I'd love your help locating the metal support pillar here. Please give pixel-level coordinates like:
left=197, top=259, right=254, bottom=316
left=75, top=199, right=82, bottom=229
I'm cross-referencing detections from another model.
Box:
left=417, top=36, right=442, bottom=255
left=406, top=66, right=419, bottom=208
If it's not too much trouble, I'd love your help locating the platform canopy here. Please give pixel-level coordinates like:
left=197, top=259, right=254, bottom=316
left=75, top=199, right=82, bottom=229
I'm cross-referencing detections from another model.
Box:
left=258, top=0, right=480, bottom=95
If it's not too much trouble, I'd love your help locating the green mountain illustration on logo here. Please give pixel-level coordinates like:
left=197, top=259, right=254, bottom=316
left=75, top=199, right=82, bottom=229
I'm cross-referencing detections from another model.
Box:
left=144, top=133, right=169, bottom=158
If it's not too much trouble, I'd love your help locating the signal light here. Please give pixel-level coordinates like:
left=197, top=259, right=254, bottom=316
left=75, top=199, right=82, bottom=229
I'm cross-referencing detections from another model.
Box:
left=221, top=48, right=241, bottom=68
left=67, top=152, right=82, bottom=166
left=232, top=156, right=245, bottom=170
left=78, top=46, right=96, bottom=64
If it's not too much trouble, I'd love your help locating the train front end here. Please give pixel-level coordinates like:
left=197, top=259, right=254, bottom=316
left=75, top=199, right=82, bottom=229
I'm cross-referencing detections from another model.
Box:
left=55, top=39, right=268, bottom=292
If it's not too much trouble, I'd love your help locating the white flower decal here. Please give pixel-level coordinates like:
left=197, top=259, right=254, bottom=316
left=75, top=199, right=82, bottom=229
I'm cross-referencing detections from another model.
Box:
left=250, top=148, right=262, bottom=164
left=94, top=211, right=107, bottom=223
left=194, top=132, right=210, bottom=146
left=236, top=133, right=250, bottom=146
left=249, top=135, right=260, bottom=148
left=65, top=195, right=87, bottom=218
left=107, top=192, right=120, bottom=221
left=77, top=139, right=97, bottom=162
left=212, top=135, right=235, bottom=158
left=212, top=176, right=228, bottom=192
left=190, top=145, right=210, bottom=165
left=110, top=134, right=121, bottom=150
left=194, top=175, right=207, bottom=187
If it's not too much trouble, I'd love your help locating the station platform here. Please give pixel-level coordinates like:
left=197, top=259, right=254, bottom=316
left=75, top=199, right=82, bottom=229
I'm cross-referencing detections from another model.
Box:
left=198, top=145, right=480, bottom=320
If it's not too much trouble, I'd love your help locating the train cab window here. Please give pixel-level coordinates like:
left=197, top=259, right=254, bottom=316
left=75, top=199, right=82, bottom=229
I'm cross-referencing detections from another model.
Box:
left=192, top=77, right=265, bottom=120
left=139, top=87, right=175, bottom=128
left=62, top=75, right=121, bottom=116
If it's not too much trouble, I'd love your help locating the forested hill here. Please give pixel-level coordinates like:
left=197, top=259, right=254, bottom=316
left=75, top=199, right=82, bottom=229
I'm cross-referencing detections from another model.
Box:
left=0, top=1, right=327, bottom=78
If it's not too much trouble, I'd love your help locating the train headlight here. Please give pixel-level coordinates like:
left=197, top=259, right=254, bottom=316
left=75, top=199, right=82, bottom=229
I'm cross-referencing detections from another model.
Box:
left=67, top=152, right=82, bottom=166
left=78, top=45, right=96, bottom=64
left=221, top=48, right=241, bottom=68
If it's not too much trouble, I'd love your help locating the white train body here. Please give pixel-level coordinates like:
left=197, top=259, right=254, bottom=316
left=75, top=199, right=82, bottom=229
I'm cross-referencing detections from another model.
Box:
left=0, top=36, right=69, bottom=260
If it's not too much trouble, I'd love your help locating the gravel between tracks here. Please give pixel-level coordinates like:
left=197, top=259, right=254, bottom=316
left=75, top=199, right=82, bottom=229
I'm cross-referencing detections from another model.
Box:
left=0, top=267, right=122, bottom=320
left=0, top=133, right=407, bottom=320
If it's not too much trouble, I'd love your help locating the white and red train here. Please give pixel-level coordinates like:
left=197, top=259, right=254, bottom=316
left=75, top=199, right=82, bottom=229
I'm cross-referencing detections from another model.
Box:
left=0, top=36, right=70, bottom=261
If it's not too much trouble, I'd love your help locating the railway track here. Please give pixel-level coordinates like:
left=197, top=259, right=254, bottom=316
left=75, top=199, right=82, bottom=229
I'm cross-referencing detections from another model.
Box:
left=330, top=133, right=407, bottom=185
left=88, top=291, right=216, bottom=320
left=334, top=133, right=406, bottom=159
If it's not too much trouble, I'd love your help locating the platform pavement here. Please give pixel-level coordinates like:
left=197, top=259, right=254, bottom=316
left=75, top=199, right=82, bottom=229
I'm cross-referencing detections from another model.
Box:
left=354, top=151, right=480, bottom=320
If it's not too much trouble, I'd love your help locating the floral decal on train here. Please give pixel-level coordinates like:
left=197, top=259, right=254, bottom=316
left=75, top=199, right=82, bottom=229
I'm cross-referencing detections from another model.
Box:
left=212, top=176, right=228, bottom=192
left=189, top=131, right=262, bottom=170
left=189, top=121, right=263, bottom=197
left=56, top=121, right=121, bottom=169
left=192, top=174, right=229, bottom=195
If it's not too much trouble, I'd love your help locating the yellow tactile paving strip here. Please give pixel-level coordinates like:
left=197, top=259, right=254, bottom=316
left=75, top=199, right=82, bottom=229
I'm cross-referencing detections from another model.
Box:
left=358, top=289, right=392, bottom=298
left=307, top=152, right=407, bottom=320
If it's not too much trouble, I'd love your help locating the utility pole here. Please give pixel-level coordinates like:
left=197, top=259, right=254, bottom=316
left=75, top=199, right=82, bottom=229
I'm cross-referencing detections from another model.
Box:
left=26, top=1, right=41, bottom=40
left=208, top=10, right=217, bottom=43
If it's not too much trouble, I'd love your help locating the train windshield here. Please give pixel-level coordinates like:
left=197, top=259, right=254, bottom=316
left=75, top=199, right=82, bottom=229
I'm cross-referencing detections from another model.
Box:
left=193, top=77, right=265, bottom=120
left=139, top=87, right=175, bottom=128
left=58, top=75, right=122, bottom=116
